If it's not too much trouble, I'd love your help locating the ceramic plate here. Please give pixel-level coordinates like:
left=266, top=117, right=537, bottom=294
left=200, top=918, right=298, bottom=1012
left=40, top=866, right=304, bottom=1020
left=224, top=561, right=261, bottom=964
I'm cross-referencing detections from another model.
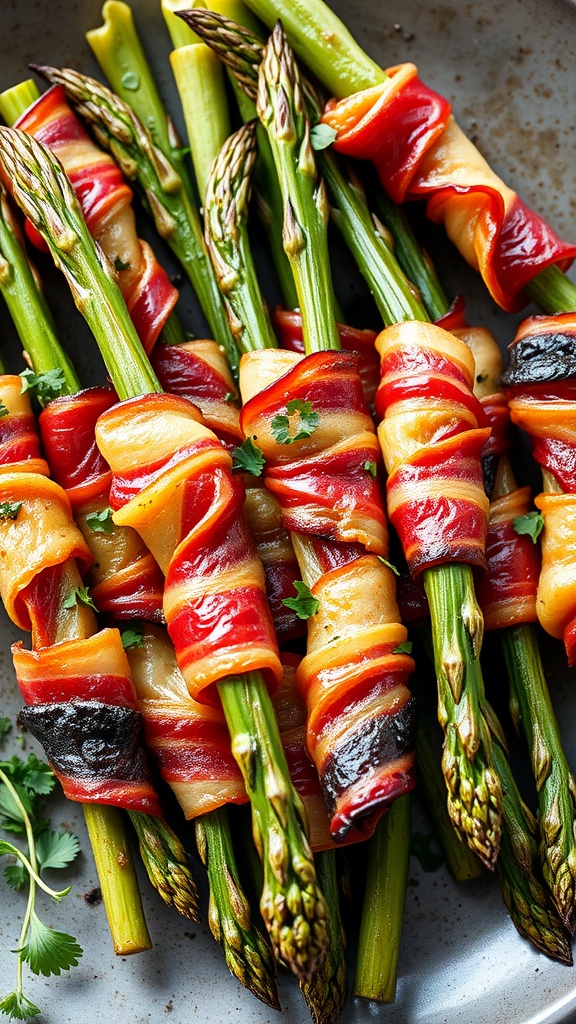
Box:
left=0, top=1, right=575, bottom=1022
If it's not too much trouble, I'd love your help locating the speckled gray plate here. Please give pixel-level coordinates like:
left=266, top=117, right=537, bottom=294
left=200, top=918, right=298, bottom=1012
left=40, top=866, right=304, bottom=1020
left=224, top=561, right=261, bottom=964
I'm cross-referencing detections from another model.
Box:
left=1, top=2, right=576, bottom=1022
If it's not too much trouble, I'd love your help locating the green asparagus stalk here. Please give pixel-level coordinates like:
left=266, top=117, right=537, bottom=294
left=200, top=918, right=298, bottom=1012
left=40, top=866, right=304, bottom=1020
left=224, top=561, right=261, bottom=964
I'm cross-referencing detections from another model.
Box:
left=0, top=177, right=201, bottom=925
left=205, top=120, right=347, bottom=1024
left=0, top=124, right=328, bottom=984
left=195, top=809, right=280, bottom=1009
left=32, top=64, right=241, bottom=376
left=354, top=795, right=410, bottom=1001
left=183, top=8, right=427, bottom=326
left=238, top=0, right=576, bottom=312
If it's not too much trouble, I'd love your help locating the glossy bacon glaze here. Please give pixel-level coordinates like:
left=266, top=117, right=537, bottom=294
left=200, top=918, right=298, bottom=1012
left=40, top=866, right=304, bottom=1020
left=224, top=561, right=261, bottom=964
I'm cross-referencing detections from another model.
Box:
left=239, top=348, right=416, bottom=841
left=15, top=86, right=177, bottom=353
left=377, top=320, right=490, bottom=574
left=15, top=628, right=162, bottom=815
left=95, top=392, right=283, bottom=706
left=152, top=340, right=304, bottom=642
left=322, top=64, right=576, bottom=312
left=506, top=314, right=576, bottom=662
left=459, top=326, right=539, bottom=631
left=39, top=387, right=165, bottom=622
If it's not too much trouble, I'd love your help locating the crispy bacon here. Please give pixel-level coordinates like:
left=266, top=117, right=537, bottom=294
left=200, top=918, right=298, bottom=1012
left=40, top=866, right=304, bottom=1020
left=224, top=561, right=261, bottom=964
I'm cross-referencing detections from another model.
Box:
left=376, top=320, right=490, bottom=574
left=15, top=85, right=177, bottom=353
left=506, top=314, right=576, bottom=662
left=38, top=387, right=165, bottom=622
left=322, top=65, right=576, bottom=311
left=0, top=375, right=49, bottom=474
left=239, top=348, right=415, bottom=841
left=95, top=392, right=283, bottom=706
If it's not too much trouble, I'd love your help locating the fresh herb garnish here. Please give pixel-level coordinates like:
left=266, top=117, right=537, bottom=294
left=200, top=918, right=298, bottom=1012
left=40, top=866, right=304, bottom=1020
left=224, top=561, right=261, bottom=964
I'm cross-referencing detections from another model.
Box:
left=85, top=507, right=115, bottom=535
left=20, top=368, right=66, bottom=406
left=62, top=586, right=97, bottom=612
left=282, top=581, right=319, bottom=620
left=0, top=755, right=82, bottom=1017
left=393, top=641, right=413, bottom=655
left=364, top=460, right=377, bottom=478
left=232, top=438, right=266, bottom=476
left=121, top=628, right=145, bottom=650
left=513, top=511, right=544, bottom=544
left=0, top=402, right=9, bottom=418
left=310, top=123, right=338, bottom=151
left=0, top=502, right=22, bottom=521
left=271, top=399, right=319, bottom=445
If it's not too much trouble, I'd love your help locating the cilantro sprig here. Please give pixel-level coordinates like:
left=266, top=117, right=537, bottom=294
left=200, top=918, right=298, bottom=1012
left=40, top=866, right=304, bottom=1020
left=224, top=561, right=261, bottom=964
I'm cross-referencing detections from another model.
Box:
left=282, top=580, right=319, bottom=620
left=513, top=511, right=544, bottom=544
left=62, top=586, right=97, bottom=612
left=19, top=367, right=66, bottom=407
left=232, top=437, right=266, bottom=476
left=271, top=399, right=319, bottom=445
left=85, top=506, right=115, bottom=535
left=0, top=754, right=82, bottom=1018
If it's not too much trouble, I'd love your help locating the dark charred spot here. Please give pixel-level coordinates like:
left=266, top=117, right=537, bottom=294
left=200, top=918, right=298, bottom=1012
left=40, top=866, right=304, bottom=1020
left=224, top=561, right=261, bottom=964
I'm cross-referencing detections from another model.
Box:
left=500, top=331, right=576, bottom=387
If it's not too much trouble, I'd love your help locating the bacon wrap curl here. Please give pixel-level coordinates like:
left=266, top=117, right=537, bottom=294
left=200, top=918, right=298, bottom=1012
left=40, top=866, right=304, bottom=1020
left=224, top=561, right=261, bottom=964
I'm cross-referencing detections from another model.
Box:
left=0, top=376, right=49, bottom=474
left=507, top=314, right=576, bottom=662
left=39, top=387, right=165, bottom=622
left=239, top=349, right=415, bottom=841
left=322, top=64, right=576, bottom=311
left=274, top=308, right=380, bottom=413
left=15, top=86, right=177, bottom=353
left=376, top=320, right=490, bottom=574
left=240, top=349, right=387, bottom=551
left=95, top=392, right=283, bottom=705
left=474, top=487, right=539, bottom=630
left=14, top=628, right=162, bottom=815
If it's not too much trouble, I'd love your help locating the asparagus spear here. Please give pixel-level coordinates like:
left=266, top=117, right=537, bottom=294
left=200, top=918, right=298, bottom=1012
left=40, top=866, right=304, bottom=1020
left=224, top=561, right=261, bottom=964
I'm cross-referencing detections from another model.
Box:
left=205, top=120, right=347, bottom=1024
left=237, top=0, right=576, bottom=312
left=0, top=124, right=328, bottom=984
left=31, top=64, right=241, bottom=376
left=0, top=178, right=200, bottom=926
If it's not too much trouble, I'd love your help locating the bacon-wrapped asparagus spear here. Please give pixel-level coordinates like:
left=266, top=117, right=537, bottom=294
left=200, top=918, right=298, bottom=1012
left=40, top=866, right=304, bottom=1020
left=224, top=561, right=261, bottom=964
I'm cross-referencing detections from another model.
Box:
left=224, top=0, right=576, bottom=316
left=0, top=124, right=329, bottom=984
left=0, top=181, right=201, bottom=929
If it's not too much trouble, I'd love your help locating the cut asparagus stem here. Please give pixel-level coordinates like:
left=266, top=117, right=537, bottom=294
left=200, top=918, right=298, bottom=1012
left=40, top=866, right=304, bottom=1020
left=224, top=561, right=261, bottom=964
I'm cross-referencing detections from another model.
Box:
left=195, top=808, right=280, bottom=1009
left=83, top=804, right=152, bottom=954
left=0, top=175, right=203, bottom=926
left=0, top=124, right=328, bottom=983
left=0, top=79, right=41, bottom=126
left=502, top=623, right=576, bottom=933
left=185, top=8, right=426, bottom=325
left=354, top=794, right=410, bottom=1001
left=415, top=719, right=484, bottom=883
left=161, top=0, right=231, bottom=199
left=205, top=120, right=347, bottom=1024
left=33, top=64, right=241, bottom=376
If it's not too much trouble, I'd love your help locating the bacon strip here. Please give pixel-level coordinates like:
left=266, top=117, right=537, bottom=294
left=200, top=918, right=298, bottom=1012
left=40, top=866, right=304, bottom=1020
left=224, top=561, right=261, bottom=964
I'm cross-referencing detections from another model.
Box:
left=14, top=628, right=162, bottom=815
left=95, top=392, right=283, bottom=706
left=39, top=387, right=165, bottom=622
left=239, top=348, right=415, bottom=841
left=376, top=320, right=490, bottom=574
left=506, top=314, right=576, bottom=662
left=15, top=86, right=177, bottom=353
left=322, top=65, right=576, bottom=311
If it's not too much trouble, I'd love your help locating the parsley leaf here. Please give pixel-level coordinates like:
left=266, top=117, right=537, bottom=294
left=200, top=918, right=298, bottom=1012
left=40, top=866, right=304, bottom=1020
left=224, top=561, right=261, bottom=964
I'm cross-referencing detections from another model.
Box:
left=232, top=438, right=266, bottom=476
left=377, top=555, right=400, bottom=576
left=310, top=123, right=338, bottom=150
left=271, top=399, right=319, bottom=445
left=364, top=460, right=377, bottom=478
left=20, top=368, right=66, bottom=406
left=393, top=641, right=413, bottom=655
left=513, top=511, right=544, bottom=544
left=0, top=402, right=9, bottom=418
left=121, top=628, right=144, bottom=650
left=20, top=910, right=83, bottom=976
left=4, top=861, right=26, bottom=891
left=36, top=832, right=80, bottom=873
left=0, top=990, right=41, bottom=1020
left=282, top=581, right=319, bottom=620
left=62, top=586, right=97, bottom=612
left=85, top=507, right=115, bottom=534
left=0, top=501, right=22, bottom=521
left=113, top=256, right=131, bottom=271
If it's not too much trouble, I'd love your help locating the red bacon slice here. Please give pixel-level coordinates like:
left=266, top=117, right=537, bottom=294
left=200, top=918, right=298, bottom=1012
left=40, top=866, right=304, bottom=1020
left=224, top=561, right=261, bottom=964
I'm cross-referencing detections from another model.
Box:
left=377, top=321, right=490, bottom=575
left=322, top=64, right=576, bottom=311
left=239, top=347, right=416, bottom=841
left=15, top=85, right=177, bottom=353
left=39, top=387, right=165, bottom=622
left=95, top=392, right=283, bottom=706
